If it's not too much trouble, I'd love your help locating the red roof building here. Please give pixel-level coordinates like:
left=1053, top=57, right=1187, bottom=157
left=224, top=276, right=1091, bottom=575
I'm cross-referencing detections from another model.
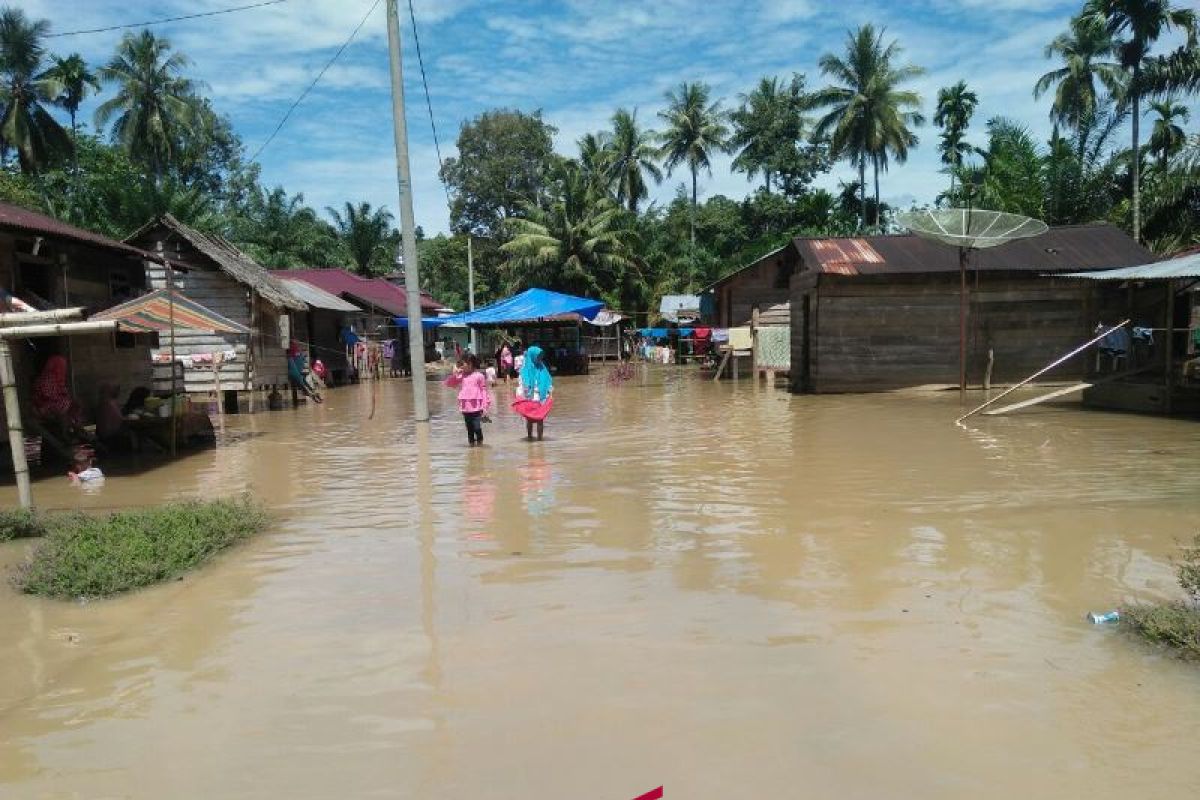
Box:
left=273, top=268, right=446, bottom=317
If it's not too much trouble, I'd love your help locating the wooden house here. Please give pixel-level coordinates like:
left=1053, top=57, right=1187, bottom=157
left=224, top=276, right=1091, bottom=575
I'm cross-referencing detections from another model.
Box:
left=272, top=275, right=364, bottom=385
left=783, top=224, right=1154, bottom=393
left=0, top=202, right=161, bottom=418
left=705, top=246, right=793, bottom=328
left=125, top=215, right=305, bottom=404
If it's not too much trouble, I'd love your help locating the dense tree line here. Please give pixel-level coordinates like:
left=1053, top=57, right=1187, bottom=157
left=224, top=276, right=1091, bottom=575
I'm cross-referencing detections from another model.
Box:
left=0, top=1, right=1197, bottom=317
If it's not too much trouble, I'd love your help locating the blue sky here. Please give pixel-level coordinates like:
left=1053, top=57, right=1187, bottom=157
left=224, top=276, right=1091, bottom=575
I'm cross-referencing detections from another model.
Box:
left=31, top=0, right=1196, bottom=235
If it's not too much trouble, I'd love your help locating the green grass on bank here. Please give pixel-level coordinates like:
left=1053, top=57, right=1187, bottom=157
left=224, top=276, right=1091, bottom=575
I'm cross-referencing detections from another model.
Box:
left=0, top=508, right=49, bottom=541
left=7, top=497, right=268, bottom=599
left=1122, top=534, right=1200, bottom=662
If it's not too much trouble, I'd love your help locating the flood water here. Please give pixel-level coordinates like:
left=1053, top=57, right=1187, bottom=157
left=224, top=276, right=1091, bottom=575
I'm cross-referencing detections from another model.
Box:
left=1, top=368, right=1198, bottom=799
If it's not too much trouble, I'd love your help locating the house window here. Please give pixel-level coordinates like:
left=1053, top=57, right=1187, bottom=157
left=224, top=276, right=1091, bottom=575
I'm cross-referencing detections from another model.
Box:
left=109, top=270, right=133, bottom=301
left=774, top=259, right=791, bottom=289
left=115, top=331, right=137, bottom=349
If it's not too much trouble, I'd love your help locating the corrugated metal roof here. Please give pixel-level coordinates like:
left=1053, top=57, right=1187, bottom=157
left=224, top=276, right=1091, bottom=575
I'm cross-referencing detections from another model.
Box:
left=126, top=215, right=305, bottom=310
left=1058, top=250, right=1200, bottom=281
left=276, top=268, right=444, bottom=316
left=795, top=223, right=1153, bottom=276
left=276, top=278, right=362, bottom=312
left=0, top=201, right=161, bottom=261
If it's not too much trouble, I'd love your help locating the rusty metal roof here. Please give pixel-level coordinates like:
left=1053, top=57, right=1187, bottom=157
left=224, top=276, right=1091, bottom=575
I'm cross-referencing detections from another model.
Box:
left=0, top=201, right=161, bottom=261
left=795, top=223, right=1153, bottom=276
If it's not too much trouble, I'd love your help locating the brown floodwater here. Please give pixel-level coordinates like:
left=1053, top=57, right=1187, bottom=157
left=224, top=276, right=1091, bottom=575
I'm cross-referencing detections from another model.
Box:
left=1, top=369, right=1198, bottom=799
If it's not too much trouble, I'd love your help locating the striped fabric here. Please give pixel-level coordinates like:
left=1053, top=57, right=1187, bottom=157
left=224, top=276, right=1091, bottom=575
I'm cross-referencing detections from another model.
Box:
left=91, top=289, right=250, bottom=334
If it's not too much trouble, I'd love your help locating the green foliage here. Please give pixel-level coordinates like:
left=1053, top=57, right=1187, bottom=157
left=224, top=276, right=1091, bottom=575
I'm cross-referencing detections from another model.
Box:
left=935, top=80, right=979, bottom=194
left=500, top=160, right=638, bottom=301
left=439, top=108, right=558, bottom=237
left=0, top=507, right=47, bottom=541
left=326, top=201, right=395, bottom=276
left=729, top=74, right=819, bottom=195
left=16, top=497, right=268, bottom=599
left=1120, top=535, right=1200, bottom=660
left=0, top=8, right=72, bottom=174
left=607, top=108, right=662, bottom=213
left=1122, top=603, right=1200, bottom=659
left=814, top=24, right=926, bottom=229
left=95, top=30, right=200, bottom=182
left=1034, top=14, right=1124, bottom=133
left=418, top=233, right=470, bottom=311
left=232, top=184, right=342, bottom=268
left=657, top=81, right=730, bottom=244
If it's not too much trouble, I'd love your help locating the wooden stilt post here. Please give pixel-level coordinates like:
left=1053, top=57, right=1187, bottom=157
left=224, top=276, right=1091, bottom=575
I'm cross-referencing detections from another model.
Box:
left=751, top=307, right=761, bottom=382
left=1165, top=280, right=1175, bottom=414
left=212, top=352, right=225, bottom=424
left=0, top=338, right=31, bottom=509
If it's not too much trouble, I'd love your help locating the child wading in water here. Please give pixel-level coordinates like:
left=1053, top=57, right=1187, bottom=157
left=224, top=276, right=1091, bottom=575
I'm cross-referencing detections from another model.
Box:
left=445, top=354, right=491, bottom=446
left=512, top=345, right=553, bottom=441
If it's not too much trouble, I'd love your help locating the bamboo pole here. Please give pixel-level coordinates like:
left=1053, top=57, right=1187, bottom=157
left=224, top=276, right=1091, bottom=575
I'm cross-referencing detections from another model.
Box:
left=1164, top=280, right=1175, bottom=414
left=212, top=351, right=225, bottom=426
left=0, top=308, right=84, bottom=325
left=959, top=247, right=968, bottom=395
left=0, top=321, right=116, bottom=338
left=0, top=338, right=31, bottom=508
left=956, top=319, right=1130, bottom=424
left=167, top=258, right=177, bottom=458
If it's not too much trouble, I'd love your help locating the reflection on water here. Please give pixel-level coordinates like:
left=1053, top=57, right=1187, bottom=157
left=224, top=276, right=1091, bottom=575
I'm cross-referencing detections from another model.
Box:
left=1, top=369, right=1199, bottom=799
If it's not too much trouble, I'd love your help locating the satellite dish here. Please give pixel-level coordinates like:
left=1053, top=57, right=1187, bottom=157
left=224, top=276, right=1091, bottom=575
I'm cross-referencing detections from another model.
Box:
left=896, top=208, right=1048, bottom=394
left=896, top=208, right=1048, bottom=250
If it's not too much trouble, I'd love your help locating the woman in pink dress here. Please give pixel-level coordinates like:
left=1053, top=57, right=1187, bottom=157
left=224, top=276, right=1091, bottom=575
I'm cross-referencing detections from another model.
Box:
left=444, top=354, right=491, bottom=446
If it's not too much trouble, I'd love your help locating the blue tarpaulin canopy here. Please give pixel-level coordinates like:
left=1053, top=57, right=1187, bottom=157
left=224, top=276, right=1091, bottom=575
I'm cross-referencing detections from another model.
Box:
left=435, top=288, right=605, bottom=326
left=393, top=317, right=446, bottom=328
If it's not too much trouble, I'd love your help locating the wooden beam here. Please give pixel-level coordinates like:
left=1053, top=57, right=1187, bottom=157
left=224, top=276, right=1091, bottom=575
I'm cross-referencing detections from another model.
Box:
left=0, top=338, right=31, bottom=508
left=0, top=320, right=117, bottom=339
left=0, top=308, right=84, bottom=326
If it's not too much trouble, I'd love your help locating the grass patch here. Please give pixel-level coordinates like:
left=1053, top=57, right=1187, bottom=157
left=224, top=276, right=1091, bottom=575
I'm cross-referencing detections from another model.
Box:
left=16, top=497, right=268, bottom=599
left=0, top=508, right=48, bottom=541
left=1122, top=534, right=1200, bottom=661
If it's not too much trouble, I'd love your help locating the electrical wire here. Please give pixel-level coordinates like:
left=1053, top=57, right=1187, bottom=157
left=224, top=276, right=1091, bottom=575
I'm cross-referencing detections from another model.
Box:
left=405, top=0, right=453, bottom=210
left=248, top=0, right=383, bottom=163
left=47, top=0, right=292, bottom=38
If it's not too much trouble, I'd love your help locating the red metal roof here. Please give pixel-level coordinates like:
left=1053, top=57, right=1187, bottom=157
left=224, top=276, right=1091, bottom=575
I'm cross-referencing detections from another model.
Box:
left=0, top=201, right=160, bottom=261
left=271, top=268, right=444, bottom=316
left=795, top=223, right=1154, bottom=276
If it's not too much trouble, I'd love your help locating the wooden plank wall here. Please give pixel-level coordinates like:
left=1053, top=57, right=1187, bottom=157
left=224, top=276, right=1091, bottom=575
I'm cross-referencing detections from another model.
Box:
left=718, top=250, right=792, bottom=327
left=799, top=273, right=1100, bottom=393
left=147, top=261, right=289, bottom=392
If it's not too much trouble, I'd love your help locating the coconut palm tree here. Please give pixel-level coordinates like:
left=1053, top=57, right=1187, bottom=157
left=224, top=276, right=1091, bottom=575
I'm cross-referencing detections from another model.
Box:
left=657, top=81, right=729, bottom=246
left=607, top=108, right=661, bottom=214
left=95, top=30, right=200, bottom=184
left=814, top=24, right=925, bottom=229
left=327, top=201, right=395, bottom=275
left=501, top=160, right=636, bottom=297
left=43, top=53, right=99, bottom=138
left=729, top=74, right=812, bottom=194
left=0, top=9, right=71, bottom=174
left=1034, top=14, right=1125, bottom=140
left=577, top=131, right=612, bottom=196
left=934, top=80, right=978, bottom=195
left=1085, top=0, right=1198, bottom=242
left=1147, top=98, right=1191, bottom=170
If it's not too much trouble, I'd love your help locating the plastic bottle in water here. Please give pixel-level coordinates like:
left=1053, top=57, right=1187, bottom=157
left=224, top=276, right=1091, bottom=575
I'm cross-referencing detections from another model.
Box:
left=1088, top=610, right=1120, bottom=624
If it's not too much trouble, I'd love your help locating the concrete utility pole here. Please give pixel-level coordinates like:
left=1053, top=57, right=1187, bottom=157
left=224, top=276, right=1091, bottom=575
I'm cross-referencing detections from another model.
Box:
left=467, top=235, right=477, bottom=354
left=385, top=0, right=429, bottom=421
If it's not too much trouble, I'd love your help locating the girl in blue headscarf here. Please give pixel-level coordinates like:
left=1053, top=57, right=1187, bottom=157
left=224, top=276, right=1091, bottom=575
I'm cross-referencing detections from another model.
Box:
left=512, top=345, right=553, bottom=440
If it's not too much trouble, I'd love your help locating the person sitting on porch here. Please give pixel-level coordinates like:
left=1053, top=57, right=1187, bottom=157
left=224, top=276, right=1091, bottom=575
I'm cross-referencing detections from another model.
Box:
left=95, top=383, right=138, bottom=452
left=32, top=355, right=82, bottom=438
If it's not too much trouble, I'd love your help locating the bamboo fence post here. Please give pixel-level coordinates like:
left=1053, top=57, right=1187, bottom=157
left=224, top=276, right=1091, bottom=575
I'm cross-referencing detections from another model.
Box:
left=0, top=338, right=31, bottom=508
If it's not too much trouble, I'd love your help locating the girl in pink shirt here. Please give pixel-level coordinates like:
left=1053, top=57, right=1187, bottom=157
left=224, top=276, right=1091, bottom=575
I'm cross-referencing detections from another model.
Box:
left=445, top=354, right=491, bottom=446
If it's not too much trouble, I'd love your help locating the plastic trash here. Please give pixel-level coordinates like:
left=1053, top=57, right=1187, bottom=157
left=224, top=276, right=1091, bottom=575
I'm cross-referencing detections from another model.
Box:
left=1088, top=610, right=1120, bottom=624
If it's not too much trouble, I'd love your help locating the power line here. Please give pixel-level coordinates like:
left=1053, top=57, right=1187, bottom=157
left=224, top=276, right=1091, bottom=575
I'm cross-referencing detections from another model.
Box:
left=47, top=0, right=292, bottom=38
left=405, top=0, right=453, bottom=210
left=249, top=0, right=383, bottom=163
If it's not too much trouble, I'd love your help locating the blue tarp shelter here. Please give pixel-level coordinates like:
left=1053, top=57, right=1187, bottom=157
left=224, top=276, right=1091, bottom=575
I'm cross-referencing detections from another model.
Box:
left=392, top=317, right=446, bottom=328
left=436, top=288, right=604, bottom=326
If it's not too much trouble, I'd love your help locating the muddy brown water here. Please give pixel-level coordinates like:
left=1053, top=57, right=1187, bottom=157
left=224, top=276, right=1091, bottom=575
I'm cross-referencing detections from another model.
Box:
left=1, top=369, right=1198, bottom=799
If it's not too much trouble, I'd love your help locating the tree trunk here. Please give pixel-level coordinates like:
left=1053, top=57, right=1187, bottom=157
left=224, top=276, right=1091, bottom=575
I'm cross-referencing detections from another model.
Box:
left=690, top=166, right=697, bottom=248
left=70, top=111, right=79, bottom=222
left=858, top=154, right=866, bottom=230
left=873, top=156, right=881, bottom=229
left=1131, top=67, right=1141, bottom=243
